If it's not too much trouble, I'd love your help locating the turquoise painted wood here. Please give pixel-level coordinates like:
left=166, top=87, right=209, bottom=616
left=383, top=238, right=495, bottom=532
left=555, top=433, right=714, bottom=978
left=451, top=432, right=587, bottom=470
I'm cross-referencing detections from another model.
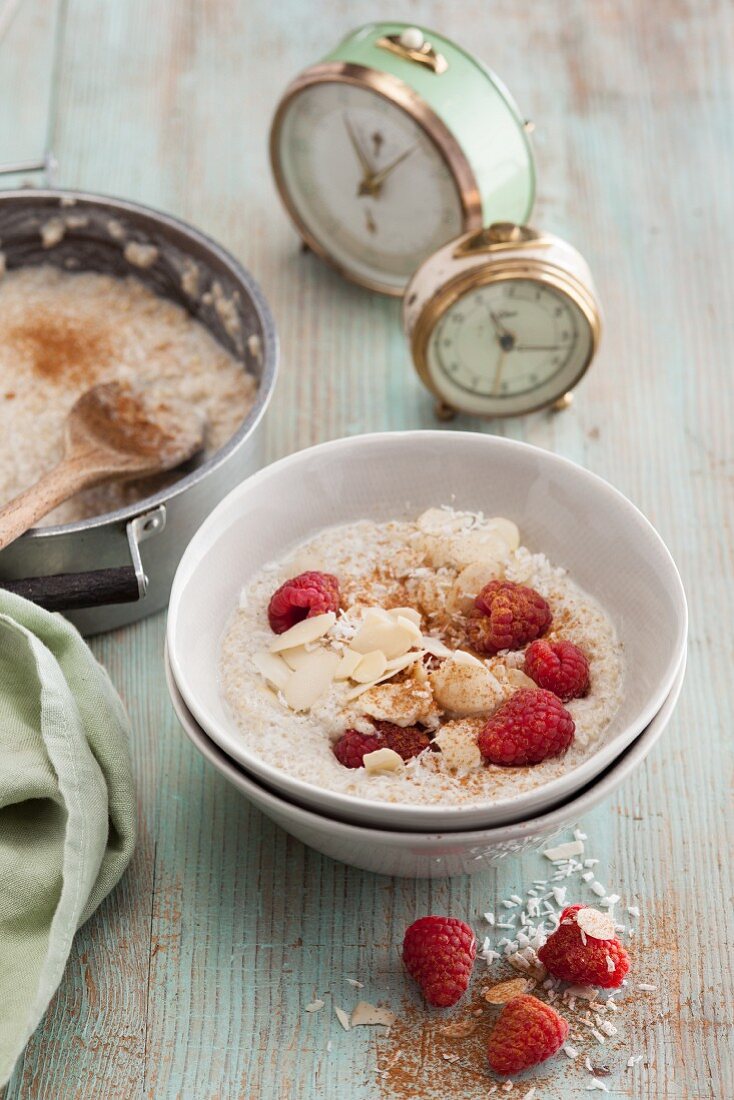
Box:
left=1, top=0, right=733, bottom=1096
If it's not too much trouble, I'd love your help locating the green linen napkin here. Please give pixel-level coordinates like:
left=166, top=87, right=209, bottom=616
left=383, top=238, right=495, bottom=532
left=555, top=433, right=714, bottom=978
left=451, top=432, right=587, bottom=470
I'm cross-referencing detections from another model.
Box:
left=0, top=590, right=137, bottom=1086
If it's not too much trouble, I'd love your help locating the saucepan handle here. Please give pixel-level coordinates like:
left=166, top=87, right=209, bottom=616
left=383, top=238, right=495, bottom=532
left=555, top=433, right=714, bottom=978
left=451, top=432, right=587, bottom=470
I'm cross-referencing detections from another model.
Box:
left=0, top=505, right=167, bottom=613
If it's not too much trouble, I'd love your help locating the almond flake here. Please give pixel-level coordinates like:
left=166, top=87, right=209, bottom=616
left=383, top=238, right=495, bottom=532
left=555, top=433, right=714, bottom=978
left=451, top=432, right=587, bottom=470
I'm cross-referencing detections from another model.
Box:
left=442, top=1053, right=460, bottom=1063
left=363, top=748, right=404, bottom=775
left=334, top=1006, right=351, bottom=1030
left=269, top=611, right=336, bottom=652
left=335, top=649, right=363, bottom=680
left=483, top=977, right=531, bottom=1004
left=387, top=606, right=422, bottom=626
left=576, top=908, right=616, bottom=941
left=283, top=649, right=339, bottom=711
left=350, top=1001, right=396, bottom=1028
left=351, top=616, right=416, bottom=660
left=384, top=650, right=425, bottom=673
left=352, top=650, right=388, bottom=683
left=344, top=977, right=364, bottom=988
left=420, top=635, right=454, bottom=658
left=543, top=841, right=584, bottom=861
left=252, top=650, right=291, bottom=691
left=305, top=999, right=324, bottom=1012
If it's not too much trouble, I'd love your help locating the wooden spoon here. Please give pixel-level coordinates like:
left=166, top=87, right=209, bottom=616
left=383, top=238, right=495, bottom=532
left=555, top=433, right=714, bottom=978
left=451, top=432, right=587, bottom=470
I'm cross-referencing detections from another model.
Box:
left=0, top=380, right=205, bottom=551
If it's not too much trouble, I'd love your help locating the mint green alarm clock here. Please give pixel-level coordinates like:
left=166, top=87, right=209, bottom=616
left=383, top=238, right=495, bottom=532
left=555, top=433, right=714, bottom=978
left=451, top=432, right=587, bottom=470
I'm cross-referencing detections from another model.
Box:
left=270, top=23, right=536, bottom=295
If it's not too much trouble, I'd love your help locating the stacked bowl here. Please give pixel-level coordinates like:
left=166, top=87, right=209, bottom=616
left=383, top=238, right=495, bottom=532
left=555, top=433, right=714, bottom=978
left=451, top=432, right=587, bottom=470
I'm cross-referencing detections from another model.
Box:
left=166, top=432, right=687, bottom=878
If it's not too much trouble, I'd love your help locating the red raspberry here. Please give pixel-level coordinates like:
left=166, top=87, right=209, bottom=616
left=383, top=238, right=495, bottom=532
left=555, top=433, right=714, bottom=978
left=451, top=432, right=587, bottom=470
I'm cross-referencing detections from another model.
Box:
left=538, top=904, right=631, bottom=988
left=372, top=720, right=431, bottom=762
left=466, top=580, right=551, bottom=654
left=267, top=571, right=340, bottom=634
left=487, top=994, right=569, bottom=1076
left=524, top=639, right=590, bottom=702
left=332, top=729, right=383, bottom=769
left=402, top=916, right=476, bottom=1007
left=478, top=688, right=575, bottom=766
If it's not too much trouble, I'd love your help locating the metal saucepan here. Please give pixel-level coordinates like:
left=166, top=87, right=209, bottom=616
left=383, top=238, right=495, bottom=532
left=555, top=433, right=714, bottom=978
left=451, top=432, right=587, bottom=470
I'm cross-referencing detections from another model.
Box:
left=0, top=189, right=278, bottom=634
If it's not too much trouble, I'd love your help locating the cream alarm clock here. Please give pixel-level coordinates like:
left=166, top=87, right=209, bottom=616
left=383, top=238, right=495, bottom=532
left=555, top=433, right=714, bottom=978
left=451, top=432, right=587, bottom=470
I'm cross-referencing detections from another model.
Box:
left=403, top=223, right=602, bottom=418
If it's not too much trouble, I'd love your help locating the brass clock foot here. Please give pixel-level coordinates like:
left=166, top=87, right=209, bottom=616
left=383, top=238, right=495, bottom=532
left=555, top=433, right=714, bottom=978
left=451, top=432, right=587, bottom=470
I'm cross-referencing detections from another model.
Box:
left=434, top=400, right=457, bottom=421
left=551, top=392, right=574, bottom=412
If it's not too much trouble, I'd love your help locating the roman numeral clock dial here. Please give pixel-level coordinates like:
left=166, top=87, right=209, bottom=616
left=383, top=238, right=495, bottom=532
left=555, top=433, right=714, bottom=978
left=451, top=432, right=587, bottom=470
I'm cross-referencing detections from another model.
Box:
left=404, top=223, right=602, bottom=418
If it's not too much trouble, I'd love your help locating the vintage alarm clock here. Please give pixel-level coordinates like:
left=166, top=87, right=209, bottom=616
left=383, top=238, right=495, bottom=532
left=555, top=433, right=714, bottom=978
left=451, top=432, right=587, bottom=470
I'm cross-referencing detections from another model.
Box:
left=269, top=23, right=535, bottom=295
left=403, top=223, right=602, bottom=418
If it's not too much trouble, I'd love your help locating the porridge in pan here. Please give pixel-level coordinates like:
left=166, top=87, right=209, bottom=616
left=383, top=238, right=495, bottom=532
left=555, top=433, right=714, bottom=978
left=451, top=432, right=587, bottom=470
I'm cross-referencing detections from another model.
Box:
left=0, top=265, right=257, bottom=524
left=219, top=508, right=624, bottom=808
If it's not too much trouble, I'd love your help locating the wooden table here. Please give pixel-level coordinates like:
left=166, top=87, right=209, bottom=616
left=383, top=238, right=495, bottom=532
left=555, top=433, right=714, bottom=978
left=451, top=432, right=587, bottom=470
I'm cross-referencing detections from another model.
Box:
left=2, top=1, right=732, bottom=1096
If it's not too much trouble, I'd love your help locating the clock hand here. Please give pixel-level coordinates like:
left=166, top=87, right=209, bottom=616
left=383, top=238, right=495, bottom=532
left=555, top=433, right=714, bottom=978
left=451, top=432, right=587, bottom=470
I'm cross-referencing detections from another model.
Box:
left=488, top=311, right=516, bottom=352
left=490, top=349, right=506, bottom=396
left=364, top=145, right=417, bottom=191
left=343, top=114, right=374, bottom=179
left=513, top=344, right=563, bottom=351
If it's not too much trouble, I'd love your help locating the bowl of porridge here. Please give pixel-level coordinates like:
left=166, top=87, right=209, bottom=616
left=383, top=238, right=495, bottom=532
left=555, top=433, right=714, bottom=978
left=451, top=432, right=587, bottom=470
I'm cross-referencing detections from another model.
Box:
left=166, top=641, right=686, bottom=878
left=167, top=431, right=687, bottom=830
left=0, top=189, right=277, bottom=633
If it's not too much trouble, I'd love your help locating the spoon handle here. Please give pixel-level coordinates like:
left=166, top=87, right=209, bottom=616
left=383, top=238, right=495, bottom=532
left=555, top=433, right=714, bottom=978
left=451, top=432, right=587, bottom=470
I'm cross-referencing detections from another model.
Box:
left=0, top=455, right=108, bottom=552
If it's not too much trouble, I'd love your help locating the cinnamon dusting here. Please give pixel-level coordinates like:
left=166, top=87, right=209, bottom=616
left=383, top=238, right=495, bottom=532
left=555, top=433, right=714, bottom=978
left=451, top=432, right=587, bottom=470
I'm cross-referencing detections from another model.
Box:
left=7, top=311, right=111, bottom=385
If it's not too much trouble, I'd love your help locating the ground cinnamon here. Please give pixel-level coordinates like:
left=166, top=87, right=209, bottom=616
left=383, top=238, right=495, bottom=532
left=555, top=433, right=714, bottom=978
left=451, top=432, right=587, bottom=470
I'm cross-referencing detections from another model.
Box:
left=7, top=310, right=111, bottom=385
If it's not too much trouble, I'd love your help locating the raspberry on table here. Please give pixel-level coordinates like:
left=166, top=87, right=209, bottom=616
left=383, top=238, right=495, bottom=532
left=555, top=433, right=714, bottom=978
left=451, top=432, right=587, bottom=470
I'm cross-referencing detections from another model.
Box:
left=332, top=728, right=384, bottom=769
left=478, top=688, right=575, bottom=766
left=372, top=720, right=431, bottom=762
left=487, top=994, right=569, bottom=1076
left=466, top=580, right=552, bottom=654
left=524, top=638, right=590, bottom=702
left=538, top=904, right=631, bottom=988
left=267, top=570, right=340, bottom=634
left=402, top=915, right=476, bottom=1007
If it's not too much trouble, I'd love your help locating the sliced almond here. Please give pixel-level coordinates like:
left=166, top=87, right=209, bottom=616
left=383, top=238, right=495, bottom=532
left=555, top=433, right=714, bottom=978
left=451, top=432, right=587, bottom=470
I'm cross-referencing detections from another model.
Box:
left=363, top=747, right=404, bottom=775
left=576, top=908, right=616, bottom=940
left=350, top=1001, right=397, bottom=1028
left=351, top=618, right=416, bottom=661
left=384, top=650, right=425, bottom=673
left=252, top=650, right=291, bottom=691
left=335, top=648, right=363, bottom=680
left=449, top=561, right=503, bottom=613
left=352, top=650, right=388, bottom=683
left=334, top=1006, right=351, bottom=1031
left=487, top=517, right=520, bottom=551
left=283, top=649, right=339, bottom=711
left=452, top=649, right=485, bottom=668
left=430, top=658, right=503, bottom=717
left=483, top=977, right=532, bottom=1004
left=279, top=645, right=313, bottom=671
left=387, top=606, right=422, bottom=627
left=417, top=507, right=466, bottom=535
left=450, top=530, right=508, bottom=570
left=269, top=612, right=336, bottom=652
left=418, top=635, right=452, bottom=660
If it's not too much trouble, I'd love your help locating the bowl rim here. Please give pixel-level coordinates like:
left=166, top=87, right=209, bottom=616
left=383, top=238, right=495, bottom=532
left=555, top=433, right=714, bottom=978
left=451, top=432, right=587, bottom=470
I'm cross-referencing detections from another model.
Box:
left=166, top=644, right=686, bottom=843
left=167, top=429, right=688, bottom=827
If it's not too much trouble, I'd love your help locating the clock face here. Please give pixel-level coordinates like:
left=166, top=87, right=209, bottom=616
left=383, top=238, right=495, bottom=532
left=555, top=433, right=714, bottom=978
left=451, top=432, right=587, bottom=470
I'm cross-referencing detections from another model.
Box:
left=425, top=277, right=594, bottom=416
left=274, top=80, right=465, bottom=291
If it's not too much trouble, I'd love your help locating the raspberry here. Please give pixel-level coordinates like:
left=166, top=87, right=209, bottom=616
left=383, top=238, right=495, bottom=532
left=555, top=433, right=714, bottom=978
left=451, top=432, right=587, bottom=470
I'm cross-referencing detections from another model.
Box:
left=402, top=916, right=476, bottom=1007
left=524, top=639, right=590, bottom=702
left=267, top=571, right=340, bottom=634
left=478, top=688, right=575, bottom=766
left=372, top=720, right=431, bottom=762
left=487, top=994, right=569, bottom=1076
left=538, top=904, right=631, bottom=988
left=332, top=729, right=383, bottom=769
left=466, top=580, right=551, bottom=654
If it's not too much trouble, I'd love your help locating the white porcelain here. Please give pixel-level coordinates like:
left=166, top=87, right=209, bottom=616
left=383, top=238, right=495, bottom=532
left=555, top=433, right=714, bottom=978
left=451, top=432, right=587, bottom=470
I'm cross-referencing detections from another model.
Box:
left=167, top=431, right=687, bottom=830
left=166, top=647, right=686, bottom=878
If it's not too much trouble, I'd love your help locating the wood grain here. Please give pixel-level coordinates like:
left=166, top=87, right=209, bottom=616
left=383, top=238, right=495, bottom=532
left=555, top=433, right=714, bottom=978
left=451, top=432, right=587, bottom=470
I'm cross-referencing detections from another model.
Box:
left=2, top=0, right=733, bottom=1096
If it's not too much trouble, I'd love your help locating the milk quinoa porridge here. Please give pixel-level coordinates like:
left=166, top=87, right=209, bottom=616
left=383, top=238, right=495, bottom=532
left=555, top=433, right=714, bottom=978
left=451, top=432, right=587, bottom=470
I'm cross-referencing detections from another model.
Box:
left=0, top=265, right=257, bottom=523
left=219, top=508, right=624, bottom=807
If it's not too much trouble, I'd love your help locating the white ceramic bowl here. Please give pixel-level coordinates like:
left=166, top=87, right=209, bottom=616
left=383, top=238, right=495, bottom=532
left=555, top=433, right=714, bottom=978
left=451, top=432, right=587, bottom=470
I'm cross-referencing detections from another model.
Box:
left=167, top=431, right=687, bottom=831
left=166, top=647, right=686, bottom=878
